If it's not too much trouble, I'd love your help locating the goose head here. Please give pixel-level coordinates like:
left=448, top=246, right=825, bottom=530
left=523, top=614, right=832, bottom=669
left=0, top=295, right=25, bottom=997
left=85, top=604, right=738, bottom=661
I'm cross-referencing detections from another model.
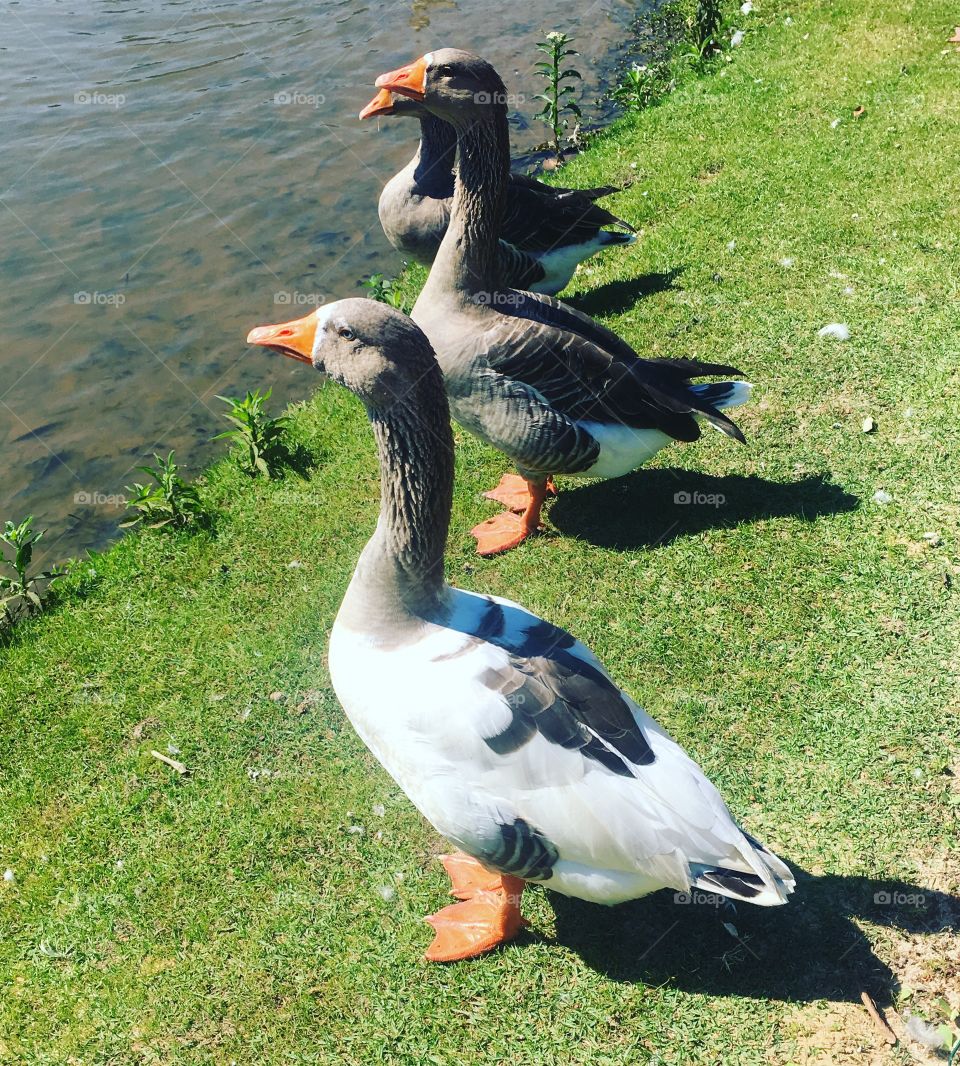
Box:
left=246, top=298, right=438, bottom=411
left=374, top=48, right=507, bottom=127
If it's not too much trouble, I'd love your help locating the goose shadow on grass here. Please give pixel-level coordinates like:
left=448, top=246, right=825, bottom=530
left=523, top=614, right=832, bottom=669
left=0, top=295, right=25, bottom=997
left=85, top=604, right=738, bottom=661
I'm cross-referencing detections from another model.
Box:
left=566, top=269, right=683, bottom=317
left=548, top=470, right=859, bottom=551
left=539, top=868, right=960, bottom=1007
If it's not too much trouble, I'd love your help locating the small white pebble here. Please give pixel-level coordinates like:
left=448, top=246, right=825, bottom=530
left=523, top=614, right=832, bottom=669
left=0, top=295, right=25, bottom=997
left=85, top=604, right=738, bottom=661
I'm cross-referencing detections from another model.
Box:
left=287, top=560, right=303, bottom=569
left=818, top=323, right=850, bottom=341
left=730, top=29, right=745, bottom=47
left=3, top=869, right=14, bottom=882
left=115, top=859, right=124, bottom=870
left=779, top=256, right=794, bottom=268
left=873, top=489, right=893, bottom=505
left=740, top=1, right=753, bottom=14
left=630, top=162, right=638, bottom=169
left=347, top=825, right=364, bottom=835
left=376, top=884, right=396, bottom=901
left=372, top=803, right=386, bottom=817
left=862, top=416, right=875, bottom=433
left=727, top=240, right=737, bottom=252
left=830, top=117, right=841, bottom=129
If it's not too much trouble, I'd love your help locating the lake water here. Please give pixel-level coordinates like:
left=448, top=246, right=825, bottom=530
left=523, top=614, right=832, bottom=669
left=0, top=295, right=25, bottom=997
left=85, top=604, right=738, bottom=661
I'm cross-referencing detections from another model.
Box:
left=0, top=0, right=645, bottom=564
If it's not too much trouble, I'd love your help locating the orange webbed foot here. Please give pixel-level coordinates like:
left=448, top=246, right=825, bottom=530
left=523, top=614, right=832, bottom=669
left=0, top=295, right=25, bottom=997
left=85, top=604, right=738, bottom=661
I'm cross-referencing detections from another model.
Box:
left=440, top=852, right=506, bottom=899
left=471, top=510, right=539, bottom=556
left=424, top=869, right=527, bottom=962
left=483, top=473, right=536, bottom=513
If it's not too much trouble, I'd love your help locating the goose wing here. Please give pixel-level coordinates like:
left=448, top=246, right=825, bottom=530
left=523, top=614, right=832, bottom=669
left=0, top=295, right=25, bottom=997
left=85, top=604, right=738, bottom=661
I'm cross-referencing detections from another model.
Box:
left=427, top=591, right=791, bottom=901
left=480, top=294, right=746, bottom=442
left=503, top=176, right=635, bottom=251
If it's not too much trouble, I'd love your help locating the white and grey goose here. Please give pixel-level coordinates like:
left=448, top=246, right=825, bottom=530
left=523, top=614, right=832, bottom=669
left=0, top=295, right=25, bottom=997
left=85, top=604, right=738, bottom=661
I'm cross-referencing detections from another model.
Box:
left=373, top=50, right=753, bottom=556
left=246, top=298, right=793, bottom=962
left=358, top=88, right=636, bottom=295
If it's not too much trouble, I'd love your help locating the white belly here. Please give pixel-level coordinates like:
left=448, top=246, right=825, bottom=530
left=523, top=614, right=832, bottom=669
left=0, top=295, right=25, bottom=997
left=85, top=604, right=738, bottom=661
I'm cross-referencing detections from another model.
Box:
left=575, top=421, right=674, bottom=479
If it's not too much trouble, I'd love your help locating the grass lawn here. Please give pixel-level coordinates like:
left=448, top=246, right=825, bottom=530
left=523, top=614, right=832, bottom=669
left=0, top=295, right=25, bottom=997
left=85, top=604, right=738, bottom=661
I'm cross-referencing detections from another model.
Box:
left=2, top=0, right=960, bottom=1062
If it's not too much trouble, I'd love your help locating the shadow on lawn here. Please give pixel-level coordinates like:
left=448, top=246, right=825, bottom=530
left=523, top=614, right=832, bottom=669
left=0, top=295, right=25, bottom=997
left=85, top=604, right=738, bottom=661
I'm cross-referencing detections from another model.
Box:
left=566, top=269, right=683, bottom=317
left=549, top=470, right=858, bottom=550
left=544, top=867, right=960, bottom=1005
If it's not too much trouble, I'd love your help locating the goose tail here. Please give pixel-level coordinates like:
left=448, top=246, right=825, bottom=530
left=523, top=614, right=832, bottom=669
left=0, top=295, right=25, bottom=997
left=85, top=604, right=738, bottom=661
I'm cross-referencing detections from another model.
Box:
left=690, top=833, right=795, bottom=907
left=690, top=379, right=753, bottom=411
left=600, top=230, right=637, bottom=247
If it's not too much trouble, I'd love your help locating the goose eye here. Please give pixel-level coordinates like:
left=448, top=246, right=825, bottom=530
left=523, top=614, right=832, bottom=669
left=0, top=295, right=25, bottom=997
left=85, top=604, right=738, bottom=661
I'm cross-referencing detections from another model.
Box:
left=434, top=64, right=452, bottom=78
left=338, top=327, right=356, bottom=341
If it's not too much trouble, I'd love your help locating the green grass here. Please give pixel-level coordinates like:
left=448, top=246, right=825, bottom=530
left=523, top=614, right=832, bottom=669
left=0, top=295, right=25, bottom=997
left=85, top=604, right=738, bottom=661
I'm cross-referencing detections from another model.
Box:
left=3, top=1, right=960, bottom=1062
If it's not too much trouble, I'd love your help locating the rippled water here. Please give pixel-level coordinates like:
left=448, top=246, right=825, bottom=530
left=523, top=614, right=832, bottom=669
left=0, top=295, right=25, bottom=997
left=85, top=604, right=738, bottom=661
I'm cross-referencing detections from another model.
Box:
left=0, top=0, right=644, bottom=563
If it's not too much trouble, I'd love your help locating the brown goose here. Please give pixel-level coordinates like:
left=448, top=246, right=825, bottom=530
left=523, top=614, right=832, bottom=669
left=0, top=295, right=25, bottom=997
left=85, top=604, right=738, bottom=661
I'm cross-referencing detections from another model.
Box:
left=245, top=298, right=793, bottom=962
left=372, top=49, right=752, bottom=555
left=359, top=88, right=635, bottom=295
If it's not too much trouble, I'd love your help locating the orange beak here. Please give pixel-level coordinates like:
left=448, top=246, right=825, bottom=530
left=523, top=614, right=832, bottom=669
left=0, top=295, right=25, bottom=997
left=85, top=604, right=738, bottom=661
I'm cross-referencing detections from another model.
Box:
left=375, top=55, right=428, bottom=101
left=246, top=310, right=318, bottom=365
left=359, top=88, right=396, bottom=121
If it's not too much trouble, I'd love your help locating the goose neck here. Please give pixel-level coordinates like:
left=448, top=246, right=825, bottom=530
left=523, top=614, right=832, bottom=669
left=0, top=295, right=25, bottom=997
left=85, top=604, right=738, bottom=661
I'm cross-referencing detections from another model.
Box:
left=340, top=371, right=454, bottom=629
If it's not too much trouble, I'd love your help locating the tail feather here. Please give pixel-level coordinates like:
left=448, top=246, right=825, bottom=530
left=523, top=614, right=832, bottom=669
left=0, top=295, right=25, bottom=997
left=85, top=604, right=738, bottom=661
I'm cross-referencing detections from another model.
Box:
left=599, top=231, right=637, bottom=247
left=690, top=836, right=795, bottom=908
left=690, top=380, right=753, bottom=411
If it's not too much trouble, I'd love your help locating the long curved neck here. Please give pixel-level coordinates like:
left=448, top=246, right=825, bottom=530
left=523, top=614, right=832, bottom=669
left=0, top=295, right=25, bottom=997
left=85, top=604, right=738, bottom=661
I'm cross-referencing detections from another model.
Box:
left=427, top=108, right=510, bottom=296
left=411, top=112, right=456, bottom=198
left=339, top=367, right=454, bottom=631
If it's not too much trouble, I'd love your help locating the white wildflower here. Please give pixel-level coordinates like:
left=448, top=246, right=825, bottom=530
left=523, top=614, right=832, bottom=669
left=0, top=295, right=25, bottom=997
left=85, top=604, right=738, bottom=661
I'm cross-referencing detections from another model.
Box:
left=779, top=256, right=794, bottom=267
